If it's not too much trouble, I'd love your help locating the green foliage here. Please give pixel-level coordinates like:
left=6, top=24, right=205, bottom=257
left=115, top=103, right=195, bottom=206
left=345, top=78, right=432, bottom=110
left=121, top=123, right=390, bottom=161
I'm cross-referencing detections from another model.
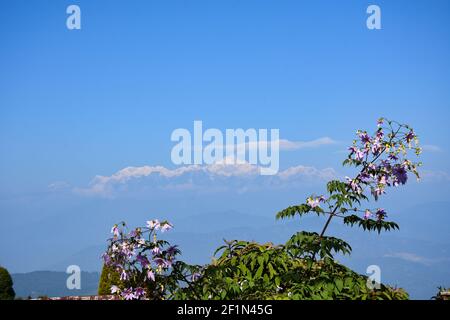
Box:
left=173, top=240, right=408, bottom=300
left=0, top=266, right=15, bottom=300
left=326, top=180, right=368, bottom=208
left=286, top=231, right=352, bottom=259
left=276, top=204, right=324, bottom=220
left=276, top=204, right=312, bottom=220
left=344, top=215, right=399, bottom=234
left=98, top=264, right=121, bottom=295
left=174, top=240, right=296, bottom=300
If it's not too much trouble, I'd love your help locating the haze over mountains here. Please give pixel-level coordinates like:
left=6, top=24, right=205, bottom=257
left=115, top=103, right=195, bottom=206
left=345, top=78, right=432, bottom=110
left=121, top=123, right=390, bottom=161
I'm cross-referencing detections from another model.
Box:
left=6, top=191, right=450, bottom=299
left=12, top=271, right=100, bottom=299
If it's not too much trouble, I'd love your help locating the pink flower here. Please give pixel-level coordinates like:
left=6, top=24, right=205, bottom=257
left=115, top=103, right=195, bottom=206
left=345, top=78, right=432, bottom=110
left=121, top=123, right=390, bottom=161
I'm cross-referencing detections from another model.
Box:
left=377, top=118, right=384, bottom=127
left=371, top=141, right=382, bottom=155
left=376, top=129, right=384, bottom=139
left=393, top=165, right=408, bottom=185
left=152, top=246, right=161, bottom=255
left=346, top=177, right=362, bottom=194
left=134, top=287, right=145, bottom=299
left=371, top=186, right=385, bottom=200
left=161, top=222, right=173, bottom=233
left=166, top=245, right=178, bottom=257
left=359, top=132, right=371, bottom=144
left=307, top=197, right=320, bottom=208
left=378, top=175, right=387, bottom=186
left=146, top=219, right=160, bottom=230
left=122, top=288, right=136, bottom=300
left=136, top=254, right=149, bottom=267
left=147, top=269, right=155, bottom=282
left=111, top=225, right=119, bottom=238
left=376, top=208, right=387, bottom=221
left=406, top=130, right=416, bottom=143
left=355, top=149, right=366, bottom=161
left=120, top=270, right=128, bottom=281
left=111, top=285, right=120, bottom=294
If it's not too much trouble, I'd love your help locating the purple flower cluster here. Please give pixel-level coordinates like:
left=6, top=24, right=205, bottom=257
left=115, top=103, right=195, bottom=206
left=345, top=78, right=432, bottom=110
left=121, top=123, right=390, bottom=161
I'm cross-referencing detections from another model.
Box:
left=102, top=219, right=178, bottom=300
left=302, top=119, right=421, bottom=223
left=345, top=118, right=421, bottom=220
left=363, top=208, right=387, bottom=221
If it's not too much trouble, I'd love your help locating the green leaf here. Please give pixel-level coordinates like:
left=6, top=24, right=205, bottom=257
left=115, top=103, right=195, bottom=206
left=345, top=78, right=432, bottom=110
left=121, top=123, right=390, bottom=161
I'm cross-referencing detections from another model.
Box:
left=267, top=263, right=276, bottom=279
left=335, top=279, right=344, bottom=292
left=255, top=264, right=264, bottom=279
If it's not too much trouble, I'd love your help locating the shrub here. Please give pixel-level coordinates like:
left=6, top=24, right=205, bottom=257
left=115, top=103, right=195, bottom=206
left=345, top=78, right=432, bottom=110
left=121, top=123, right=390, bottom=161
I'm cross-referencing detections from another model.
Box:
left=102, top=220, right=186, bottom=299
left=0, top=266, right=15, bottom=300
left=98, top=264, right=121, bottom=296
left=174, top=240, right=408, bottom=300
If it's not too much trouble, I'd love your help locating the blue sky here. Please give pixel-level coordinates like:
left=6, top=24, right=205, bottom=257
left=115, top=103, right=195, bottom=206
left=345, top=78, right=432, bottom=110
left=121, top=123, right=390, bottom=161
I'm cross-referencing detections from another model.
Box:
left=1, top=0, right=450, bottom=299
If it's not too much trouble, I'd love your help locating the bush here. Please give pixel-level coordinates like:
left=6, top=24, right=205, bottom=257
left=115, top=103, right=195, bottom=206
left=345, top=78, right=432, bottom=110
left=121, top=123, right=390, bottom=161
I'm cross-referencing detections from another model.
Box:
left=0, top=266, right=15, bottom=300
left=174, top=240, right=408, bottom=300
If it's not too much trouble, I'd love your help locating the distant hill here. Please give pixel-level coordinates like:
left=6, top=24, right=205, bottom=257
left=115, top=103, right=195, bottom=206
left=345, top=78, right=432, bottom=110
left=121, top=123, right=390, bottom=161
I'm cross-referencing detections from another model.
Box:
left=12, top=271, right=100, bottom=298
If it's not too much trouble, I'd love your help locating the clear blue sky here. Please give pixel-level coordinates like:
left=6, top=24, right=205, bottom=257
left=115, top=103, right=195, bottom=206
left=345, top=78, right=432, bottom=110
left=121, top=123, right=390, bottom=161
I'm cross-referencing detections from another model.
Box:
left=0, top=0, right=449, bottom=298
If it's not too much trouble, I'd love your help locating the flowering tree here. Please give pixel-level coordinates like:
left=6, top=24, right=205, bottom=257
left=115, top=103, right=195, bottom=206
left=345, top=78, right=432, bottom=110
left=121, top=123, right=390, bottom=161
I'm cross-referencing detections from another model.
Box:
left=176, top=118, right=419, bottom=300
left=277, top=118, right=421, bottom=260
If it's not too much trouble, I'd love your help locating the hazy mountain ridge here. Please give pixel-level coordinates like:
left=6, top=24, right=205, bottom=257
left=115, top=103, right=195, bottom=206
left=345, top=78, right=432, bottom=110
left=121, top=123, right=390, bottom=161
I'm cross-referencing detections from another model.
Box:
left=12, top=271, right=100, bottom=298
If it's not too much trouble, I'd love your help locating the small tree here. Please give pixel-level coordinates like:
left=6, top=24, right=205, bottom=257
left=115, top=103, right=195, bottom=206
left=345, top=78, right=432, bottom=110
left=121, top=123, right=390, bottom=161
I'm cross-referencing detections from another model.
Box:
left=98, top=264, right=121, bottom=296
left=277, top=118, right=421, bottom=258
left=184, top=118, right=419, bottom=300
left=0, top=266, right=15, bottom=300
